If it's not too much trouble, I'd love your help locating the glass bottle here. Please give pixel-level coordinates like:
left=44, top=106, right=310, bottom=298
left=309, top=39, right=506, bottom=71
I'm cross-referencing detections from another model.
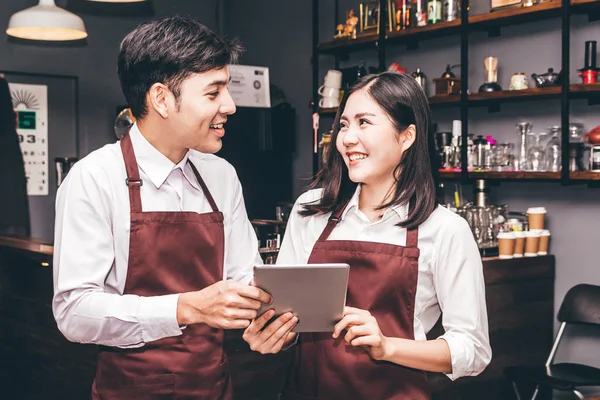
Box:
left=545, top=126, right=561, bottom=172
left=527, top=132, right=548, bottom=171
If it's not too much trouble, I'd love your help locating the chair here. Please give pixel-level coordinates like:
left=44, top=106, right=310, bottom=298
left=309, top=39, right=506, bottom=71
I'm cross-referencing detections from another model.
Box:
left=505, top=284, right=600, bottom=400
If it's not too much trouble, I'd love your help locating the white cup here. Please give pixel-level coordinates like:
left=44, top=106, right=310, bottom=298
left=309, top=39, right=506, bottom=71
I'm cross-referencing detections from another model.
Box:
left=319, top=96, right=340, bottom=108
left=318, top=85, right=341, bottom=98
left=323, top=69, right=343, bottom=89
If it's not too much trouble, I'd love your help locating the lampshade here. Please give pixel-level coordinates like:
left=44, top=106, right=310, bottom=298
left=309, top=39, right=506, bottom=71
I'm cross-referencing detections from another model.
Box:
left=6, top=0, right=87, bottom=41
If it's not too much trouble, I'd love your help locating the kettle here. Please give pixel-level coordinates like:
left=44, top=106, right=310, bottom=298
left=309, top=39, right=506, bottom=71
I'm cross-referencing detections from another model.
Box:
left=531, top=68, right=562, bottom=87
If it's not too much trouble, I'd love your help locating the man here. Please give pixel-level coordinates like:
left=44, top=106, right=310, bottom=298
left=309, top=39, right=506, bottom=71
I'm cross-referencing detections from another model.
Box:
left=52, top=16, right=271, bottom=399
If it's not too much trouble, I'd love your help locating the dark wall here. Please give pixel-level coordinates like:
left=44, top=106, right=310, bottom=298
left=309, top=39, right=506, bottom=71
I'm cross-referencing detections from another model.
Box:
left=0, top=0, right=221, bottom=239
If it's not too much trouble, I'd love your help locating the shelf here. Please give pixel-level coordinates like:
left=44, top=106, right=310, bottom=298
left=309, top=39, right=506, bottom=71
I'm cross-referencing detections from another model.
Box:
left=387, top=19, right=462, bottom=44
left=439, top=171, right=462, bottom=179
left=429, top=95, right=461, bottom=106
left=569, top=83, right=600, bottom=100
left=324, top=85, right=600, bottom=114
left=571, top=0, right=600, bottom=13
left=440, top=171, right=562, bottom=181
left=468, top=86, right=561, bottom=105
left=570, top=171, right=600, bottom=180
left=468, top=171, right=561, bottom=180
left=318, top=107, right=338, bottom=116
left=318, top=33, right=379, bottom=54
left=469, top=2, right=562, bottom=29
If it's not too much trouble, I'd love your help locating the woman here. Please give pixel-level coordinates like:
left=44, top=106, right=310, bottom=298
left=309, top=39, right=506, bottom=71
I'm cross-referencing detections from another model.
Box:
left=243, top=72, right=491, bottom=399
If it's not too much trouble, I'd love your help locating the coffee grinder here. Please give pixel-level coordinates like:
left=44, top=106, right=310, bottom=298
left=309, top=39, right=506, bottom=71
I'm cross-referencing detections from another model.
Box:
left=578, top=41, right=598, bottom=84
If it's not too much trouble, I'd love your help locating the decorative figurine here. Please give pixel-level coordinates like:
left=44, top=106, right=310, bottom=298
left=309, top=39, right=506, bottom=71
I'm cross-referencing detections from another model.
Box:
left=345, top=9, right=359, bottom=38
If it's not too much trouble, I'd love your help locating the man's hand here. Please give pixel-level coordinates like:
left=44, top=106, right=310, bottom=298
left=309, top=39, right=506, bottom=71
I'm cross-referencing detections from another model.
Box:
left=242, top=310, right=298, bottom=354
left=177, top=280, right=272, bottom=329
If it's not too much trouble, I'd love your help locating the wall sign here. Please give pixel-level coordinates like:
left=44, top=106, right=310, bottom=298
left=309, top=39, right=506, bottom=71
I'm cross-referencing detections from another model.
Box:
left=9, top=83, right=48, bottom=196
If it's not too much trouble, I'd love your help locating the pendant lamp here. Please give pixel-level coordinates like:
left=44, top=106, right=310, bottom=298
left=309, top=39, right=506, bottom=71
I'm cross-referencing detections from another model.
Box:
left=6, top=0, right=87, bottom=41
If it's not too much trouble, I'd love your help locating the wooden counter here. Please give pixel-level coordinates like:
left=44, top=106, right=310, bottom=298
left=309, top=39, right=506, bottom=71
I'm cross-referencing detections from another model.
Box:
left=0, top=237, right=555, bottom=400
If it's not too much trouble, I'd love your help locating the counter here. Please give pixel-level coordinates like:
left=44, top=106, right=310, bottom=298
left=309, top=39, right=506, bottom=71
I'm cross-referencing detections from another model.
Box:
left=0, top=236, right=555, bottom=400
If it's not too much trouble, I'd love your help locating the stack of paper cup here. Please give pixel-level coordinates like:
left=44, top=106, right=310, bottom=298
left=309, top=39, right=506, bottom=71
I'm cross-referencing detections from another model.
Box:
left=513, top=231, right=525, bottom=257
left=319, top=69, right=342, bottom=108
left=527, top=207, right=546, bottom=230
left=497, top=232, right=516, bottom=259
left=524, top=231, right=541, bottom=257
left=538, top=230, right=551, bottom=255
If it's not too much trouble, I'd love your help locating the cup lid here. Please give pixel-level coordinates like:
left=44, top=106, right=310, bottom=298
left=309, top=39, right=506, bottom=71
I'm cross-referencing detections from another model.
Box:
left=525, top=230, right=541, bottom=237
left=497, top=232, right=516, bottom=239
left=513, top=231, right=526, bottom=237
left=540, top=229, right=551, bottom=236
left=527, top=207, right=547, bottom=214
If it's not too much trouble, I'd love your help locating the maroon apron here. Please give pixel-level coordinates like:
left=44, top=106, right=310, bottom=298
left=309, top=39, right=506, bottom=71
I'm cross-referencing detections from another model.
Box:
left=91, top=133, right=232, bottom=400
left=283, top=204, right=431, bottom=400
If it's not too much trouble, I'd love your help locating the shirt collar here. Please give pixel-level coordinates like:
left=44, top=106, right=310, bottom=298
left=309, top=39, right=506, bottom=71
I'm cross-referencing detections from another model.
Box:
left=340, top=184, right=408, bottom=221
left=128, top=123, right=199, bottom=190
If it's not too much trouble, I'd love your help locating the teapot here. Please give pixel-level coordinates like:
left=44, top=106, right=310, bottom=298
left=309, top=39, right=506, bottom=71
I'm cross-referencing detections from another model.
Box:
left=584, top=125, right=600, bottom=144
left=531, top=68, right=562, bottom=87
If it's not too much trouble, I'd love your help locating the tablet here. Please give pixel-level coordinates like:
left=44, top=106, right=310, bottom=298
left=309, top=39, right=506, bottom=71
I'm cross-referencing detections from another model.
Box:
left=253, top=263, right=350, bottom=333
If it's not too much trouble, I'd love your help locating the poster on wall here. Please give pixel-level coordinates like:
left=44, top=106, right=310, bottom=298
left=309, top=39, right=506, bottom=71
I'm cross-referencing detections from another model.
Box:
left=9, top=83, right=49, bottom=196
left=228, top=65, right=271, bottom=108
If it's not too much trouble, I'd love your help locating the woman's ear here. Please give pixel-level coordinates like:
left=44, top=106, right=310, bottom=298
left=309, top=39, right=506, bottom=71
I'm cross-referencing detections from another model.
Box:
left=402, top=124, right=417, bottom=150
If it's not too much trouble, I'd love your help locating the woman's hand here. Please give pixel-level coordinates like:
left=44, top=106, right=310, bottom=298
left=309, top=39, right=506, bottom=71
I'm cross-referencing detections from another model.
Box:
left=242, top=309, right=298, bottom=354
left=332, top=306, right=389, bottom=361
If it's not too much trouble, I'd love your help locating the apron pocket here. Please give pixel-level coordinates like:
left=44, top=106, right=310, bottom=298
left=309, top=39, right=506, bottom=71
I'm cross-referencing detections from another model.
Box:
left=95, top=373, right=175, bottom=400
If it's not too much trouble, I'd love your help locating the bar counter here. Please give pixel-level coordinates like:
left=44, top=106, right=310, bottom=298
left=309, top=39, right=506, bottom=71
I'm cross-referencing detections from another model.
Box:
left=0, top=236, right=555, bottom=400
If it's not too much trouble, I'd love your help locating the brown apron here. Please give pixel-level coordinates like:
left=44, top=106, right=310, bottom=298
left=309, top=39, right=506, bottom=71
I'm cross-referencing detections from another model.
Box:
left=91, top=133, right=232, bottom=400
left=283, top=204, right=431, bottom=400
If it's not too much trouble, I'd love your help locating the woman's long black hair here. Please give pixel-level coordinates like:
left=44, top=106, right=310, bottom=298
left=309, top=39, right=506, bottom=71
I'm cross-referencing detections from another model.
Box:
left=301, top=72, right=439, bottom=230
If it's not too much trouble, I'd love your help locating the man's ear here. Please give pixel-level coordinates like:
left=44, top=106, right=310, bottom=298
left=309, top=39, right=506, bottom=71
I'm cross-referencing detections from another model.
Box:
left=146, top=83, right=174, bottom=119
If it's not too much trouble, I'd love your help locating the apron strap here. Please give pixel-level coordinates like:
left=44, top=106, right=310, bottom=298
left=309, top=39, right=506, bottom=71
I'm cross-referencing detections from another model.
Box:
left=187, top=160, right=219, bottom=213
left=405, top=227, right=419, bottom=248
left=120, top=133, right=143, bottom=213
left=120, top=133, right=220, bottom=214
left=316, top=202, right=347, bottom=242
left=316, top=199, right=420, bottom=248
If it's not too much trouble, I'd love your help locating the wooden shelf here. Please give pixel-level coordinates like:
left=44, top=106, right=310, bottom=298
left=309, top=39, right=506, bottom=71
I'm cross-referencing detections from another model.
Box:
left=571, top=0, right=600, bottom=13
left=324, top=85, right=600, bottom=115
left=468, top=171, right=561, bottom=180
left=318, top=33, right=379, bottom=54
left=570, top=171, right=600, bottom=180
left=569, top=83, right=600, bottom=99
left=318, top=107, right=338, bottom=116
left=439, top=171, right=561, bottom=181
left=387, top=19, right=462, bottom=43
left=572, top=0, right=599, bottom=4
left=439, top=171, right=462, bottom=179
left=468, top=86, right=561, bottom=105
left=469, top=2, right=562, bottom=28
left=429, top=95, right=461, bottom=106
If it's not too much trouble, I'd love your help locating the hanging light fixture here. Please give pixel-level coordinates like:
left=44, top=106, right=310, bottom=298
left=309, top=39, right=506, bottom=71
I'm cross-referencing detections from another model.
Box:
left=6, top=0, right=87, bottom=41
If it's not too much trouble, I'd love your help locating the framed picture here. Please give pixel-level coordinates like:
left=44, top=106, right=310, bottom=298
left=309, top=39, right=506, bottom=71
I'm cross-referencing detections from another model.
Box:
left=360, top=1, right=380, bottom=33
left=490, top=0, right=521, bottom=11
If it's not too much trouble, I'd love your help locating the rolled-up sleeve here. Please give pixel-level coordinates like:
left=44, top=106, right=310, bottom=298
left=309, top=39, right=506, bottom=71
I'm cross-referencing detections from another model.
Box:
left=433, top=217, right=492, bottom=380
